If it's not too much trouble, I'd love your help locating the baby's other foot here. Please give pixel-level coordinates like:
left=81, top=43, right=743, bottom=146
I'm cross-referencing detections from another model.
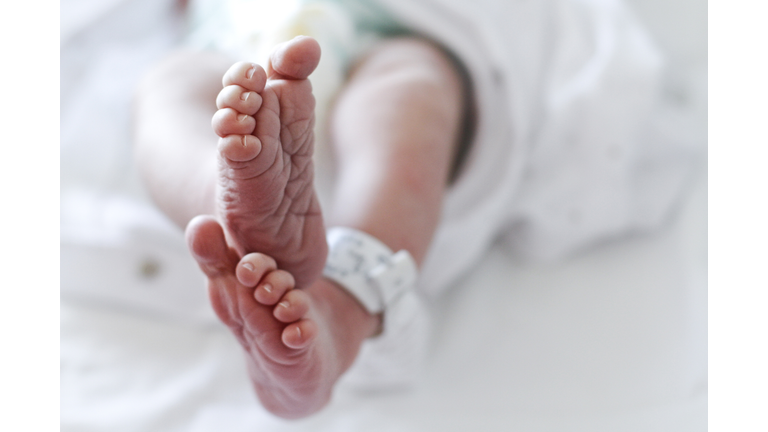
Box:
left=212, top=36, right=327, bottom=289
left=186, top=216, right=336, bottom=417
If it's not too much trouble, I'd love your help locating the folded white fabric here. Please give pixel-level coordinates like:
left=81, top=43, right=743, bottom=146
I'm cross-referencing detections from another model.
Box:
left=373, top=0, right=700, bottom=296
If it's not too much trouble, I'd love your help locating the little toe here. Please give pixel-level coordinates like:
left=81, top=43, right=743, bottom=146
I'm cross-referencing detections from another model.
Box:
left=254, top=270, right=295, bottom=305
left=223, top=62, right=267, bottom=92
left=216, top=85, right=263, bottom=115
left=212, top=107, right=256, bottom=137
left=236, top=253, right=277, bottom=287
left=282, top=319, right=317, bottom=349
left=273, top=289, right=310, bottom=323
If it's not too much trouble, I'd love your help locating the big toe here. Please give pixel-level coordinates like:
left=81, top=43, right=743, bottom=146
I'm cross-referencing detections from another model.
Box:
left=186, top=215, right=237, bottom=277
left=268, top=36, right=321, bottom=80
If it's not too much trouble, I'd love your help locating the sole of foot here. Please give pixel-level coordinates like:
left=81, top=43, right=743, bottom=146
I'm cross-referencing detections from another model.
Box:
left=212, top=35, right=328, bottom=289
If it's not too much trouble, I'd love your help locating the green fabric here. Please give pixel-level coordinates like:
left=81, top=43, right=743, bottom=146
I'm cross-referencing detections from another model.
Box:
left=307, top=0, right=410, bottom=37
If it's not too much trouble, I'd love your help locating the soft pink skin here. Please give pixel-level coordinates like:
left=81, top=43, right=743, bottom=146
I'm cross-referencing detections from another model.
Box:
left=213, top=36, right=328, bottom=290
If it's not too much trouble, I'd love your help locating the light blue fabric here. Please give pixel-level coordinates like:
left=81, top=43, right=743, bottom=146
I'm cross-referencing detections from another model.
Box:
left=311, top=0, right=407, bottom=36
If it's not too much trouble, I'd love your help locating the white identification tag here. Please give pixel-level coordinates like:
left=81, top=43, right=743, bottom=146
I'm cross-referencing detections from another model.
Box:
left=323, top=227, right=418, bottom=314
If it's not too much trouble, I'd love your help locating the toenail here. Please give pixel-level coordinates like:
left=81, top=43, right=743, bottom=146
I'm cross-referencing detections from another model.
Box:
left=296, top=327, right=302, bottom=338
left=241, top=91, right=251, bottom=101
left=238, top=114, right=248, bottom=122
left=262, top=284, right=272, bottom=293
left=242, top=262, right=254, bottom=271
left=279, top=301, right=290, bottom=308
left=246, top=65, right=256, bottom=79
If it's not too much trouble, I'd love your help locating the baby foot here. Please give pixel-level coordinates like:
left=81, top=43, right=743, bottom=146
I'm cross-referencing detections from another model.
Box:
left=187, top=216, right=344, bottom=418
left=212, top=36, right=327, bottom=289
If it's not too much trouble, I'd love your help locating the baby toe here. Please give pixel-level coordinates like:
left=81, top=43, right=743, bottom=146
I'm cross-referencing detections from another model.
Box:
left=216, top=85, right=263, bottom=115
left=254, top=269, right=295, bottom=306
left=222, top=62, right=267, bottom=93
left=282, top=319, right=317, bottom=349
left=273, top=289, right=309, bottom=323
left=218, top=134, right=262, bottom=162
left=212, top=107, right=256, bottom=137
left=236, top=253, right=277, bottom=287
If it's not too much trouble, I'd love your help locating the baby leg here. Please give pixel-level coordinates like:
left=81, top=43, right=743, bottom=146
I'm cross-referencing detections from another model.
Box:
left=327, top=37, right=465, bottom=263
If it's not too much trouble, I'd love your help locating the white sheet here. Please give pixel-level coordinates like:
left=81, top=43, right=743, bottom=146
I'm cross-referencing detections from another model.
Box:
left=60, top=0, right=707, bottom=429
left=61, top=165, right=706, bottom=431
